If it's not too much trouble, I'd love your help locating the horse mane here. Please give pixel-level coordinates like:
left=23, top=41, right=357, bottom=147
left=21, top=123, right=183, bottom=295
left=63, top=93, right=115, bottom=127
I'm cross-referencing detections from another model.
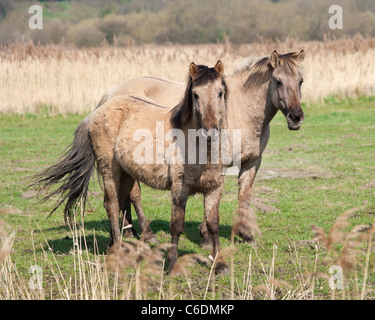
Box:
left=170, top=65, right=227, bottom=129
left=234, top=52, right=304, bottom=90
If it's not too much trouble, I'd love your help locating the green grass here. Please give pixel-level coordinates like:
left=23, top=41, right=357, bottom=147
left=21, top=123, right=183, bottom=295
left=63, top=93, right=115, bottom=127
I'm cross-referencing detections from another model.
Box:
left=0, top=96, right=374, bottom=299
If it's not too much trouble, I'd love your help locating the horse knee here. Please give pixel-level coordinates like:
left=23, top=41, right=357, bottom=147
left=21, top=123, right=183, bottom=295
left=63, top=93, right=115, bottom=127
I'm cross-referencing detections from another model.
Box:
left=206, top=216, right=219, bottom=235
left=170, top=220, right=184, bottom=236
left=129, top=186, right=141, bottom=203
left=103, top=196, right=109, bottom=211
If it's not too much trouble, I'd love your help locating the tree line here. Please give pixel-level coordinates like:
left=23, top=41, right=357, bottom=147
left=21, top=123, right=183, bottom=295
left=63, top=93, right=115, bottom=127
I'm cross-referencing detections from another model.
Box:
left=1, top=0, right=374, bottom=46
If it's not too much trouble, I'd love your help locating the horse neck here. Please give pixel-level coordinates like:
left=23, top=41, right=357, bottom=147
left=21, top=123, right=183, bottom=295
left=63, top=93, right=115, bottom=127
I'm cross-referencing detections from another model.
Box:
left=227, top=71, right=277, bottom=131
left=181, top=111, right=223, bottom=165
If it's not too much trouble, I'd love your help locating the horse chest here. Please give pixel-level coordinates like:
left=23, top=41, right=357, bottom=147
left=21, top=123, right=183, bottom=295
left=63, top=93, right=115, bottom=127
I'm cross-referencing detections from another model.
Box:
left=240, top=125, right=270, bottom=163
left=182, top=164, right=222, bottom=193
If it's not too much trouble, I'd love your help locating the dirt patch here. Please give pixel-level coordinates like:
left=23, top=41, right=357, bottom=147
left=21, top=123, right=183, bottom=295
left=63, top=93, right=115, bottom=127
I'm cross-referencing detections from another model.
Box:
left=87, top=191, right=102, bottom=198
left=0, top=205, right=22, bottom=215
left=21, top=190, right=38, bottom=199
left=252, top=186, right=274, bottom=194
left=257, top=168, right=330, bottom=181
left=13, top=167, right=33, bottom=172
left=318, top=186, right=336, bottom=190
left=361, top=180, right=375, bottom=190
left=250, top=197, right=280, bottom=214
left=250, top=186, right=280, bottom=214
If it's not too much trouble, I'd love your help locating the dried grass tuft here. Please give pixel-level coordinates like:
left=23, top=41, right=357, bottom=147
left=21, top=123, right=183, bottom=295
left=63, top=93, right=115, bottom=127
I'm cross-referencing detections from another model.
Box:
left=310, top=208, right=375, bottom=299
left=0, top=217, right=14, bottom=265
left=232, top=204, right=261, bottom=242
left=338, top=224, right=371, bottom=272
left=311, top=208, right=358, bottom=250
left=169, top=253, right=211, bottom=277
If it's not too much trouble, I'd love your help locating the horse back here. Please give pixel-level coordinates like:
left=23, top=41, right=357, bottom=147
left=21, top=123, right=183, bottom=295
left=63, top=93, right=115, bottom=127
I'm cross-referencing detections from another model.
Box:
left=101, top=76, right=185, bottom=109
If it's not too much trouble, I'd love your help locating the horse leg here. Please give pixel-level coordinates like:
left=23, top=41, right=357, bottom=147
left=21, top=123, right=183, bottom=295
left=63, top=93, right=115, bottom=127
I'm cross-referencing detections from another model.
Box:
left=119, top=172, right=139, bottom=239
left=100, top=161, right=123, bottom=247
left=199, top=216, right=212, bottom=248
left=129, top=181, right=158, bottom=243
left=121, top=197, right=135, bottom=237
left=88, top=99, right=128, bottom=247
left=167, top=184, right=189, bottom=273
left=237, top=156, right=262, bottom=243
left=204, top=182, right=228, bottom=274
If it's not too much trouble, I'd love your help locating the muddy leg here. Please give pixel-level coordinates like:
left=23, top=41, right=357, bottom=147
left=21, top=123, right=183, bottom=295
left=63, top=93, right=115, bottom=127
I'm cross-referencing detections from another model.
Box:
left=204, top=183, right=228, bottom=274
left=101, top=162, right=123, bottom=247
left=130, top=181, right=157, bottom=243
left=88, top=101, right=128, bottom=248
left=167, top=185, right=189, bottom=273
left=119, top=173, right=139, bottom=239
left=200, top=216, right=212, bottom=248
left=237, top=157, right=262, bottom=243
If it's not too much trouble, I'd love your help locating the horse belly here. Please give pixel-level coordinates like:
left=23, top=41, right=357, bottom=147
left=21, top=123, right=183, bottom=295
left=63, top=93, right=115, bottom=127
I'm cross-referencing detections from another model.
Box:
left=114, top=127, right=171, bottom=191
left=117, top=151, right=171, bottom=190
left=184, top=164, right=223, bottom=194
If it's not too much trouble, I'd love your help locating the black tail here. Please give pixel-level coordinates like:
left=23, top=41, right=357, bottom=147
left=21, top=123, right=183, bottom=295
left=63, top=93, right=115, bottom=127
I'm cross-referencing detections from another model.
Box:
left=31, top=115, right=96, bottom=220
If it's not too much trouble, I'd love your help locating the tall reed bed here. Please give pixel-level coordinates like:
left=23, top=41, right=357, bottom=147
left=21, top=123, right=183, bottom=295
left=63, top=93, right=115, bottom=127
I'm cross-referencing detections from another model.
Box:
left=1, top=36, right=375, bottom=114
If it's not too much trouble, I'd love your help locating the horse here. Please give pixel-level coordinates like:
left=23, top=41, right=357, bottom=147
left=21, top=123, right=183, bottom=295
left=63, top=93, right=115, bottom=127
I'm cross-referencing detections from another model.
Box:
left=95, top=50, right=306, bottom=244
left=33, top=61, right=230, bottom=273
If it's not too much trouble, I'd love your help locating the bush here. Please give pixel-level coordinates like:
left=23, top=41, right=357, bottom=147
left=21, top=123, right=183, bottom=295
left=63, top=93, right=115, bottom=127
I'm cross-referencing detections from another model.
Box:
left=30, top=19, right=68, bottom=45
left=98, top=14, right=128, bottom=44
left=65, top=20, right=104, bottom=47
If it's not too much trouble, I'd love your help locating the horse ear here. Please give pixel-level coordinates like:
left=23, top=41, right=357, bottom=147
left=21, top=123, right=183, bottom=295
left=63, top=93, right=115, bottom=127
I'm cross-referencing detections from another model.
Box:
left=214, top=60, right=224, bottom=76
left=189, top=62, right=198, bottom=78
left=270, top=50, right=280, bottom=68
left=298, top=50, right=305, bottom=62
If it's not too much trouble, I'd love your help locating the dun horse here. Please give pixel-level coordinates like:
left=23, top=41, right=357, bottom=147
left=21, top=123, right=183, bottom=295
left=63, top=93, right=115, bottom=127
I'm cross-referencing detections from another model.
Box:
left=96, top=50, right=306, bottom=244
left=33, top=61, right=230, bottom=273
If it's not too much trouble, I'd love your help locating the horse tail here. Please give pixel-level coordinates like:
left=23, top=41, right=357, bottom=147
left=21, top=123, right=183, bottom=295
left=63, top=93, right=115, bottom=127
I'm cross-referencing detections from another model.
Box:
left=31, top=115, right=96, bottom=220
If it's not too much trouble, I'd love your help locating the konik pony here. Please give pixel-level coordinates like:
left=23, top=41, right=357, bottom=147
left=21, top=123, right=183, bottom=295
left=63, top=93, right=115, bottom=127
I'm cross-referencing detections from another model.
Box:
left=33, top=61, right=230, bottom=272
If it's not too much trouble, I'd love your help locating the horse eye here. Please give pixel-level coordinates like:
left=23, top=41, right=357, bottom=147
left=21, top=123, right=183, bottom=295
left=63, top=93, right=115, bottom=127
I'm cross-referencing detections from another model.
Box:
left=218, top=91, right=224, bottom=98
left=276, top=80, right=282, bottom=87
left=299, top=79, right=304, bottom=86
left=193, top=92, right=199, bottom=99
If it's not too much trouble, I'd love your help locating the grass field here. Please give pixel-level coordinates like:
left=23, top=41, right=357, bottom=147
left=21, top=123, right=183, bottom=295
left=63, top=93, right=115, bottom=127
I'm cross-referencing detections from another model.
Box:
left=1, top=95, right=374, bottom=300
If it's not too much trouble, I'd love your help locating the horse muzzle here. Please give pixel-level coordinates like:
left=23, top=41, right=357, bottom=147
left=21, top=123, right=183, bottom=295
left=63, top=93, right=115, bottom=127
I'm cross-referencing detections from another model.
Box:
left=286, top=111, right=304, bottom=131
left=202, top=125, right=220, bottom=140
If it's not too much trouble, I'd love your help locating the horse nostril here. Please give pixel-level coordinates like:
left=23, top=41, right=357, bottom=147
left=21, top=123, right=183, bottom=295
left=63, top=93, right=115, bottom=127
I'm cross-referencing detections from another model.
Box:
left=288, top=113, right=301, bottom=123
left=214, top=126, right=220, bottom=137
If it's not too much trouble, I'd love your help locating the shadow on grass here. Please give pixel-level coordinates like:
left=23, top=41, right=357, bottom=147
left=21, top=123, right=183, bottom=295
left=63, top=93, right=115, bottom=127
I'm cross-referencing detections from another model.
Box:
left=36, top=218, right=233, bottom=255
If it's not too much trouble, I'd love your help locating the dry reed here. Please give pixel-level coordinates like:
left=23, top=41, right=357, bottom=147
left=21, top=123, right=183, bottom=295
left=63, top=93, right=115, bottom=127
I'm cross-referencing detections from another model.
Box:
left=1, top=207, right=374, bottom=299
left=1, top=36, right=375, bottom=114
left=311, top=208, right=375, bottom=299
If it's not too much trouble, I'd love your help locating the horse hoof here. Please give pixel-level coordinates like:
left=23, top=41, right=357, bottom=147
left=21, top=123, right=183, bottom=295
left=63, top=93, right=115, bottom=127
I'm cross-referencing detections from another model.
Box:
left=239, top=232, right=254, bottom=244
left=124, top=231, right=135, bottom=238
left=200, top=240, right=212, bottom=249
left=144, top=234, right=158, bottom=244
left=215, top=261, right=230, bottom=275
